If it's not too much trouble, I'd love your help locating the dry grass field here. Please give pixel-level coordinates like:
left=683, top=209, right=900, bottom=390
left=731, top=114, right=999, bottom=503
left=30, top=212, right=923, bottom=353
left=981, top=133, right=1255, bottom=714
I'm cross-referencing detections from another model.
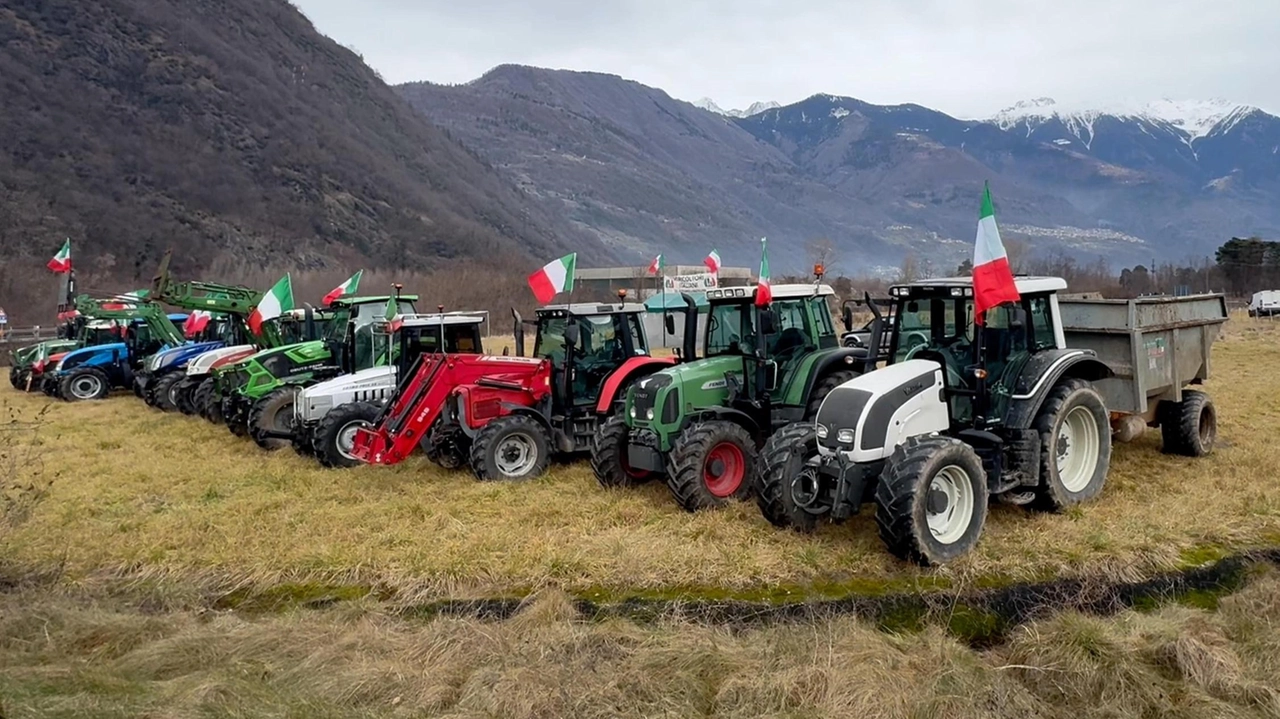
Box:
left=3, top=313, right=1280, bottom=717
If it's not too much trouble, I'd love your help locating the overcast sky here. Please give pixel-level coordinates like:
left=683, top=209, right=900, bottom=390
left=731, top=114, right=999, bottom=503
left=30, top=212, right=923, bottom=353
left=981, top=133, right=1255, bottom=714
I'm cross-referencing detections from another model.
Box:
left=291, top=0, right=1279, bottom=118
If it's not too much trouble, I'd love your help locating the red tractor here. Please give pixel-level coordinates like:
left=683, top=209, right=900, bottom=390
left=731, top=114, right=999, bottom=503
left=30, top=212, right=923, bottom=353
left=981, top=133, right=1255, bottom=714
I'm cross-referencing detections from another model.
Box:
left=350, top=297, right=687, bottom=480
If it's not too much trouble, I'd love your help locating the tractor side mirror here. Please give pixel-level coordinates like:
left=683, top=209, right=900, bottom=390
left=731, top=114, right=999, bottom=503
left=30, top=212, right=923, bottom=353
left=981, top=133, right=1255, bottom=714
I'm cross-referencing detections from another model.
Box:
left=759, top=309, right=777, bottom=336
left=511, top=308, right=525, bottom=357
left=664, top=313, right=676, bottom=335
left=563, top=322, right=581, bottom=351
left=841, top=304, right=854, bottom=332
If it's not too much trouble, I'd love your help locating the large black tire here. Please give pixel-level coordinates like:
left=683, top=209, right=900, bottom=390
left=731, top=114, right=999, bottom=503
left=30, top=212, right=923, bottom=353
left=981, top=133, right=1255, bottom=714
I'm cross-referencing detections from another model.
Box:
left=13, top=369, right=31, bottom=392
left=201, top=383, right=224, bottom=424
left=174, top=376, right=202, bottom=415
left=1159, top=390, right=1216, bottom=457
left=874, top=436, right=989, bottom=566
left=291, top=418, right=316, bottom=457
left=591, top=412, right=657, bottom=488
left=9, top=366, right=20, bottom=389
left=315, top=401, right=382, bottom=468
left=665, top=420, right=757, bottom=512
left=804, top=369, right=858, bottom=419
left=132, top=377, right=144, bottom=399
left=59, top=367, right=111, bottom=402
left=150, top=372, right=183, bottom=412
left=423, top=418, right=469, bottom=470
left=1031, top=378, right=1111, bottom=512
left=469, top=415, right=552, bottom=481
left=248, top=387, right=300, bottom=450
left=755, top=422, right=822, bottom=532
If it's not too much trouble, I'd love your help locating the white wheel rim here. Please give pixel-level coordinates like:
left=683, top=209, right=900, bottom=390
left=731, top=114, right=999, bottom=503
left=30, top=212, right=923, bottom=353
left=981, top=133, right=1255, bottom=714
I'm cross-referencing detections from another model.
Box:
left=495, top=433, right=537, bottom=477
left=168, top=383, right=181, bottom=406
left=70, top=376, right=101, bottom=399
left=336, top=420, right=370, bottom=460
left=927, top=465, right=975, bottom=545
left=1057, top=405, right=1099, bottom=492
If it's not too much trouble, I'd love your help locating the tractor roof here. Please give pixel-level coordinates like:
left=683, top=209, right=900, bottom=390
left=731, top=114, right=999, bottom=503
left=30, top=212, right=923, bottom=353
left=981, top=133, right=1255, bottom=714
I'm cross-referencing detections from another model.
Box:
left=706, top=284, right=835, bottom=302
left=395, top=312, right=486, bottom=327
left=334, top=294, right=420, bottom=306
left=891, top=276, right=1068, bottom=296
left=538, top=302, right=647, bottom=317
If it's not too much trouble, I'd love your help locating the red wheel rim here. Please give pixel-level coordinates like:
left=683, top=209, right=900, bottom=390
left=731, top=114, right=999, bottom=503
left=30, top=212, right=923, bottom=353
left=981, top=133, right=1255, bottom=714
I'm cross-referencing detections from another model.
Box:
left=703, top=442, right=745, bottom=498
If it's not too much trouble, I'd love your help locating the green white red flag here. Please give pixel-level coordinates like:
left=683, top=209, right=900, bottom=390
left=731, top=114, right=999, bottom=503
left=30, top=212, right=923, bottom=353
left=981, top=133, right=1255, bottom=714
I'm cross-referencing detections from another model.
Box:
left=704, top=249, right=721, bottom=274
left=527, top=253, right=576, bottom=304
left=384, top=294, right=403, bottom=332
left=646, top=253, right=664, bottom=276
left=755, top=238, right=771, bottom=307
left=323, top=270, right=363, bottom=306
left=972, top=183, right=1021, bottom=325
left=248, top=274, right=293, bottom=335
left=47, top=239, right=71, bottom=274
left=184, top=310, right=213, bottom=338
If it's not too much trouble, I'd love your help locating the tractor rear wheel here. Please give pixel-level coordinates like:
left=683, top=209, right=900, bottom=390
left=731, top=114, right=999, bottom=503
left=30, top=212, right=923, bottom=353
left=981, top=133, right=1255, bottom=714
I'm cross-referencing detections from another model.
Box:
left=315, top=401, right=381, bottom=468
left=60, top=368, right=111, bottom=402
left=1159, top=390, right=1216, bottom=457
left=248, top=387, right=300, bottom=450
left=591, top=413, right=655, bottom=488
left=874, top=436, right=988, bottom=565
left=200, top=383, right=223, bottom=424
left=424, top=418, right=469, bottom=470
left=756, top=422, right=822, bottom=532
left=470, top=415, right=551, bottom=481
left=665, top=420, right=756, bottom=511
left=151, top=372, right=182, bottom=412
left=805, top=369, right=858, bottom=419
left=1031, top=378, right=1111, bottom=512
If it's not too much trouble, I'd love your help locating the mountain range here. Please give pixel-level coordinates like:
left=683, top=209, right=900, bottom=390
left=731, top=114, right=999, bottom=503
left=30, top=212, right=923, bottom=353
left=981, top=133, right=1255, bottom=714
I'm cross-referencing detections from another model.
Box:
left=400, top=70, right=1280, bottom=274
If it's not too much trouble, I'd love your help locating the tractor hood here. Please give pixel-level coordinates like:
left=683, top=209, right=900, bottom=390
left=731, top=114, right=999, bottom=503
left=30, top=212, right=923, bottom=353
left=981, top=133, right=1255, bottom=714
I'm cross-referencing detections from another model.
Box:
left=187, top=344, right=255, bottom=375
left=54, top=343, right=127, bottom=373
left=626, top=355, right=744, bottom=436
left=296, top=365, right=398, bottom=422
left=146, top=341, right=224, bottom=372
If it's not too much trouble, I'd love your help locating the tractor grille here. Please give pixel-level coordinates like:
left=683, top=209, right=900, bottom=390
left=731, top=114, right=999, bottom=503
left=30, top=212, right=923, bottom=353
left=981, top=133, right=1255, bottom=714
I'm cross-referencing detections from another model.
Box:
left=630, top=374, right=671, bottom=421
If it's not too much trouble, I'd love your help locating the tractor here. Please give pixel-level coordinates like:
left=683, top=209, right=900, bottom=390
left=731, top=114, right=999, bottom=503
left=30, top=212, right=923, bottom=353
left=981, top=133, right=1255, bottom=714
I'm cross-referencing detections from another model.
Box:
left=213, top=292, right=418, bottom=447
left=590, top=279, right=868, bottom=512
left=752, top=276, right=1204, bottom=565
left=290, top=310, right=487, bottom=467
left=11, top=311, right=119, bottom=391
left=350, top=297, right=680, bottom=481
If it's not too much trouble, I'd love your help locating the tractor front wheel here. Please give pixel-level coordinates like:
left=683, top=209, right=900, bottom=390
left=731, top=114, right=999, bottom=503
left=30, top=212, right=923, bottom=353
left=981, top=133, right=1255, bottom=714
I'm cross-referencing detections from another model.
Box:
left=248, top=387, right=300, bottom=450
left=665, top=420, right=756, bottom=512
left=151, top=372, right=183, bottom=412
left=424, top=418, right=469, bottom=470
left=60, top=368, right=111, bottom=402
left=174, top=376, right=201, bottom=415
left=756, top=422, right=823, bottom=532
left=591, top=413, right=655, bottom=488
left=1031, top=378, right=1111, bottom=512
left=470, top=415, right=551, bottom=481
left=874, top=436, right=988, bottom=565
left=315, top=401, right=381, bottom=468
left=200, top=383, right=223, bottom=424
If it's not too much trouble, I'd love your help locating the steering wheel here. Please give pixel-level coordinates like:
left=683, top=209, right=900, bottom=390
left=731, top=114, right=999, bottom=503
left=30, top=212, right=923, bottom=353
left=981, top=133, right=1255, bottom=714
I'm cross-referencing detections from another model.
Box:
left=900, top=332, right=930, bottom=360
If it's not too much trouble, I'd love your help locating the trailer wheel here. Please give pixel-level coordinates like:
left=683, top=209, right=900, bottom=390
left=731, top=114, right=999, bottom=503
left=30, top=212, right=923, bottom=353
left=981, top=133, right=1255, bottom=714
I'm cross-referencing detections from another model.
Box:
left=150, top=372, right=182, bottom=412
left=805, top=370, right=858, bottom=419
left=1031, top=378, right=1111, bottom=512
left=591, top=413, right=655, bottom=487
left=756, top=422, right=822, bottom=532
left=1160, top=390, right=1216, bottom=457
left=874, top=436, right=988, bottom=565
left=60, top=368, right=110, bottom=402
left=470, top=415, right=551, bottom=481
left=424, top=418, right=469, bottom=470
left=665, top=420, right=757, bottom=511
left=315, top=401, right=381, bottom=468
left=248, top=387, right=299, bottom=450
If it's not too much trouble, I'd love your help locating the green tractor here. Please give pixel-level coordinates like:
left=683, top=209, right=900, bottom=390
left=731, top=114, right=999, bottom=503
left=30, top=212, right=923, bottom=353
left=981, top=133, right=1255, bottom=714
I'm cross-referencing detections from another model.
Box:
left=591, top=279, right=867, bottom=511
left=212, top=292, right=417, bottom=448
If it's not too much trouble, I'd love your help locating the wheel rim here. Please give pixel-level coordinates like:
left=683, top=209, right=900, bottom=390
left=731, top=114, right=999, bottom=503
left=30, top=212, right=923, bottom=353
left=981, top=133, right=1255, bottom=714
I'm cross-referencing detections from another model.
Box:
left=270, top=403, right=293, bottom=432
left=1198, top=405, right=1216, bottom=448
left=70, top=375, right=102, bottom=400
left=1057, top=405, right=1099, bottom=492
left=335, top=420, right=371, bottom=461
left=703, top=442, right=746, bottom=498
left=495, top=432, right=538, bottom=477
left=167, top=383, right=181, bottom=407
left=926, top=465, right=975, bottom=545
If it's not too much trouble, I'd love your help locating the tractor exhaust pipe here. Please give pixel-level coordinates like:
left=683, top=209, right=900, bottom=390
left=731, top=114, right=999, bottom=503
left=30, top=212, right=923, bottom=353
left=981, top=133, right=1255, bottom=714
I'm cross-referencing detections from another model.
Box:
left=511, top=308, right=524, bottom=357
left=679, top=292, right=698, bottom=362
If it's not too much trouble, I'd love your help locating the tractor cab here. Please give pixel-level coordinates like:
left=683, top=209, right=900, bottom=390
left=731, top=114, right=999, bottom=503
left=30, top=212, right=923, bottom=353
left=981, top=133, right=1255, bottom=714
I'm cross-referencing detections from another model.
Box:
left=377, top=310, right=487, bottom=374
left=327, top=295, right=419, bottom=375
left=513, top=299, right=650, bottom=411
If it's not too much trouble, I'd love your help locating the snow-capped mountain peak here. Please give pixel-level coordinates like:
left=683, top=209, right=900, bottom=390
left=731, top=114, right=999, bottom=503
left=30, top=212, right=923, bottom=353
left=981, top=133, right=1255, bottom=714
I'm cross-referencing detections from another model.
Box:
left=692, top=97, right=780, bottom=118
left=991, top=97, right=1260, bottom=141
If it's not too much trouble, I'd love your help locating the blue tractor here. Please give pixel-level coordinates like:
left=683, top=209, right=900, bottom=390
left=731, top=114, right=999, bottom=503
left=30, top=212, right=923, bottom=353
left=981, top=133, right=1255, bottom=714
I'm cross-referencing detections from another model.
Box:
left=45, top=299, right=187, bottom=402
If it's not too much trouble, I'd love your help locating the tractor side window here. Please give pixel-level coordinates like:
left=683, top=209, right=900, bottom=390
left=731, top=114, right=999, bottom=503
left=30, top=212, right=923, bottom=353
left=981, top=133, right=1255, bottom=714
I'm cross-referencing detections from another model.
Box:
left=534, top=317, right=568, bottom=363
left=353, top=323, right=378, bottom=369
left=809, top=297, right=835, bottom=338
left=449, top=325, right=481, bottom=353
left=768, top=299, right=811, bottom=358
left=1027, top=296, right=1056, bottom=351
left=705, top=303, right=753, bottom=356
left=627, top=314, right=648, bottom=355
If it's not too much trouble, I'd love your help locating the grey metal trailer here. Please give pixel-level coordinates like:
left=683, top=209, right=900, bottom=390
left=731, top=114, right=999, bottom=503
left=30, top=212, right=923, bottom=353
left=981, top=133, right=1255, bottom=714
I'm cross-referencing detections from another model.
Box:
left=1057, top=293, right=1228, bottom=450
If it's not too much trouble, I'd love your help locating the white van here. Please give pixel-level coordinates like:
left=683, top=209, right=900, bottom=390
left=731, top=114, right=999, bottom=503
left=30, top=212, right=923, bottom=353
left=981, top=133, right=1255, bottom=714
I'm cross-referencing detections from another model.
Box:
left=1249, top=290, right=1280, bottom=317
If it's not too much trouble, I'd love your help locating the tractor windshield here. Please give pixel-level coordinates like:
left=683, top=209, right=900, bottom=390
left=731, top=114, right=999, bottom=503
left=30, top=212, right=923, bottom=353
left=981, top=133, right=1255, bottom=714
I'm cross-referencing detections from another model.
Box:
left=892, top=295, right=973, bottom=366
left=705, top=301, right=755, bottom=357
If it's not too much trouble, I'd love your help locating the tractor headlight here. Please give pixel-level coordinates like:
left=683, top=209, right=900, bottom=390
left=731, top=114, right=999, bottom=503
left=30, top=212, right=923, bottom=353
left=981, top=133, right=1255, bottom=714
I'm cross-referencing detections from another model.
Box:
left=836, top=429, right=855, bottom=444
left=629, top=406, right=636, bottom=419
left=645, top=408, right=655, bottom=421
left=816, top=424, right=829, bottom=439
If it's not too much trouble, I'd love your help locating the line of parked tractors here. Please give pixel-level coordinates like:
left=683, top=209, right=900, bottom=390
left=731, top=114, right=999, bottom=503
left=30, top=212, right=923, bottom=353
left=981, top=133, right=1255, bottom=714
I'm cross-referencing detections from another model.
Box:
left=7, top=253, right=1226, bottom=565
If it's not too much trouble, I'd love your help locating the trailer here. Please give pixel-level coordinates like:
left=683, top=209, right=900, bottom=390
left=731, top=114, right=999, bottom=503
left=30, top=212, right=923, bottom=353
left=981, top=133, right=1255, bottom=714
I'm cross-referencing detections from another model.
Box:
left=1057, top=292, right=1227, bottom=449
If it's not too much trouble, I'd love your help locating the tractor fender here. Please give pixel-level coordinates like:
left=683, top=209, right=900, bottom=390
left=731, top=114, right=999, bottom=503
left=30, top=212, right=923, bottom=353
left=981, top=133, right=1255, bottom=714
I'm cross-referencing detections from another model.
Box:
left=454, top=385, right=551, bottom=438
left=595, top=356, right=678, bottom=414
left=787, top=348, right=867, bottom=406
left=687, top=406, right=762, bottom=439
left=1003, top=349, right=1114, bottom=430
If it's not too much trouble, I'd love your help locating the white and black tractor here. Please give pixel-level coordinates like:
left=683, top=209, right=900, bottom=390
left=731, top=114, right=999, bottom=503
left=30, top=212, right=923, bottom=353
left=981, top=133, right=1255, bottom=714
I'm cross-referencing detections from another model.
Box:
left=756, top=276, right=1117, bottom=565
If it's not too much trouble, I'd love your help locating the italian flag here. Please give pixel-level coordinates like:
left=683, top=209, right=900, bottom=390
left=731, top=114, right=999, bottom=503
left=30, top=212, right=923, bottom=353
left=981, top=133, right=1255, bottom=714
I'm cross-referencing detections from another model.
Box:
left=704, top=249, right=721, bottom=275
left=527, top=253, right=576, bottom=304
left=102, top=289, right=149, bottom=311
left=47, top=239, right=72, bottom=274
left=184, top=310, right=213, bottom=338
left=384, top=295, right=403, bottom=332
left=248, top=274, right=293, bottom=335
left=646, top=253, right=664, bottom=276
left=323, top=270, right=363, bottom=306
left=972, top=183, right=1021, bottom=325
left=755, top=238, right=772, bottom=307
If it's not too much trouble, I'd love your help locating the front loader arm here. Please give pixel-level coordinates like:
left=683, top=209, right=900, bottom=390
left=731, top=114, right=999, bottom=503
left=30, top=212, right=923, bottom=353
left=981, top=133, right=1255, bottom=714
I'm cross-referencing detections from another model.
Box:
left=351, top=354, right=453, bottom=464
